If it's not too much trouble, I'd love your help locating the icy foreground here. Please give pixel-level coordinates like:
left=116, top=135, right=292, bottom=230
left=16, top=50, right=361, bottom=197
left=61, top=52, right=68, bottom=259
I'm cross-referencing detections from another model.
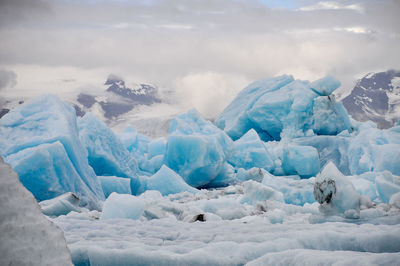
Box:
left=1, top=75, right=400, bottom=265
left=53, top=183, right=400, bottom=265
left=0, top=158, right=72, bottom=266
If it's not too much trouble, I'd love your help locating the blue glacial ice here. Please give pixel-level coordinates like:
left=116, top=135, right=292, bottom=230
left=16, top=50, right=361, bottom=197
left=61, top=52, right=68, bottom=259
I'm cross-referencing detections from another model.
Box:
left=263, top=141, right=320, bottom=177
left=141, top=165, right=199, bottom=196
left=375, top=171, right=400, bottom=203
left=204, top=162, right=236, bottom=188
left=0, top=94, right=104, bottom=209
left=164, top=109, right=233, bottom=187
left=148, top=137, right=166, bottom=159
left=228, top=129, right=274, bottom=171
left=262, top=170, right=316, bottom=205
left=78, top=113, right=138, bottom=179
left=282, top=144, right=320, bottom=178
left=98, top=175, right=132, bottom=198
left=348, top=122, right=400, bottom=176
left=291, top=135, right=351, bottom=175
left=216, top=75, right=352, bottom=141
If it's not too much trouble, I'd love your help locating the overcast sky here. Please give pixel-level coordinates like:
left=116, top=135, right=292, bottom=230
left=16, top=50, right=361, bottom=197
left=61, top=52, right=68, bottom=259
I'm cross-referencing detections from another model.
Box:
left=0, top=0, right=399, bottom=117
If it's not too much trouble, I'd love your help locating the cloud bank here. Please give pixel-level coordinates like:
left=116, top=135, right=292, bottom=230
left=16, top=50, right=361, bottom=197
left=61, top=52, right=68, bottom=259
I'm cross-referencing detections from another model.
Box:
left=0, top=0, right=399, bottom=117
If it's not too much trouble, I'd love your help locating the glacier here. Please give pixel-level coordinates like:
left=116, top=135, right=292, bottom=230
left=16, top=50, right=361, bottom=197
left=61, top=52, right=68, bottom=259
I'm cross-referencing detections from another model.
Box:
left=0, top=94, right=104, bottom=209
left=216, top=75, right=352, bottom=141
left=164, top=109, right=233, bottom=187
left=1, top=74, right=400, bottom=265
left=78, top=113, right=138, bottom=179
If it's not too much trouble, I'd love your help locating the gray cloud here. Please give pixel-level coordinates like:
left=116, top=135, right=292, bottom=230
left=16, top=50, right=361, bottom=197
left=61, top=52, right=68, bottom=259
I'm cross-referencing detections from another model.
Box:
left=0, top=69, right=17, bottom=90
left=0, top=0, right=399, bottom=116
left=0, top=0, right=51, bottom=26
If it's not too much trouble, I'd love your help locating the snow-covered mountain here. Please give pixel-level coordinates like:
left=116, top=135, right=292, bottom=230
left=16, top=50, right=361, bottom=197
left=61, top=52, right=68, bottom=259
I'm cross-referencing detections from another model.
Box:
left=74, top=74, right=161, bottom=119
left=342, top=70, right=400, bottom=128
left=0, top=75, right=177, bottom=137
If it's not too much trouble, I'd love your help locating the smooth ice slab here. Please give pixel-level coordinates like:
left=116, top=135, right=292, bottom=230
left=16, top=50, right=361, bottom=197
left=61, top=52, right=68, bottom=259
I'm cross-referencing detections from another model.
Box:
left=144, top=165, right=199, bottom=196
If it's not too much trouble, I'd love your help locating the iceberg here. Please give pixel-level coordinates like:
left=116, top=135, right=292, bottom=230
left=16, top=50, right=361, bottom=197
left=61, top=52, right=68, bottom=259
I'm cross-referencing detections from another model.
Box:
left=0, top=94, right=104, bottom=209
left=292, top=135, right=351, bottom=175
left=216, top=75, right=352, bottom=141
left=282, top=145, right=320, bottom=178
left=39, top=192, right=81, bottom=217
left=314, top=162, right=361, bottom=218
left=237, top=167, right=265, bottom=183
left=101, top=192, right=145, bottom=220
left=375, top=171, right=400, bottom=203
left=204, top=162, right=237, bottom=188
left=241, top=180, right=284, bottom=205
left=0, top=157, right=72, bottom=265
left=228, top=129, right=274, bottom=171
left=144, top=165, right=199, bottom=196
left=263, top=141, right=320, bottom=177
left=148, top=137, right=166, bottom=159
left=311, top=95, right=353, bottom=135
left=98, top=175, right=132, bottom=198
left=348, top=123, right=400, bottom=176
left=262, top=170, right=315, bottom=205
left=164, top=109, right=233, bottom=187
left=78, top=113, right=138, bottom=178
left=215, top=75, right=294, bottom=140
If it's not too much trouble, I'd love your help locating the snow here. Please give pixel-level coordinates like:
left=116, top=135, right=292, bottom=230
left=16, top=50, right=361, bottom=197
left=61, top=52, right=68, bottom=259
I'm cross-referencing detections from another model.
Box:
left=0, top=94, right=104, bottom=209
left=0, top=157, right=73, bottom=265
